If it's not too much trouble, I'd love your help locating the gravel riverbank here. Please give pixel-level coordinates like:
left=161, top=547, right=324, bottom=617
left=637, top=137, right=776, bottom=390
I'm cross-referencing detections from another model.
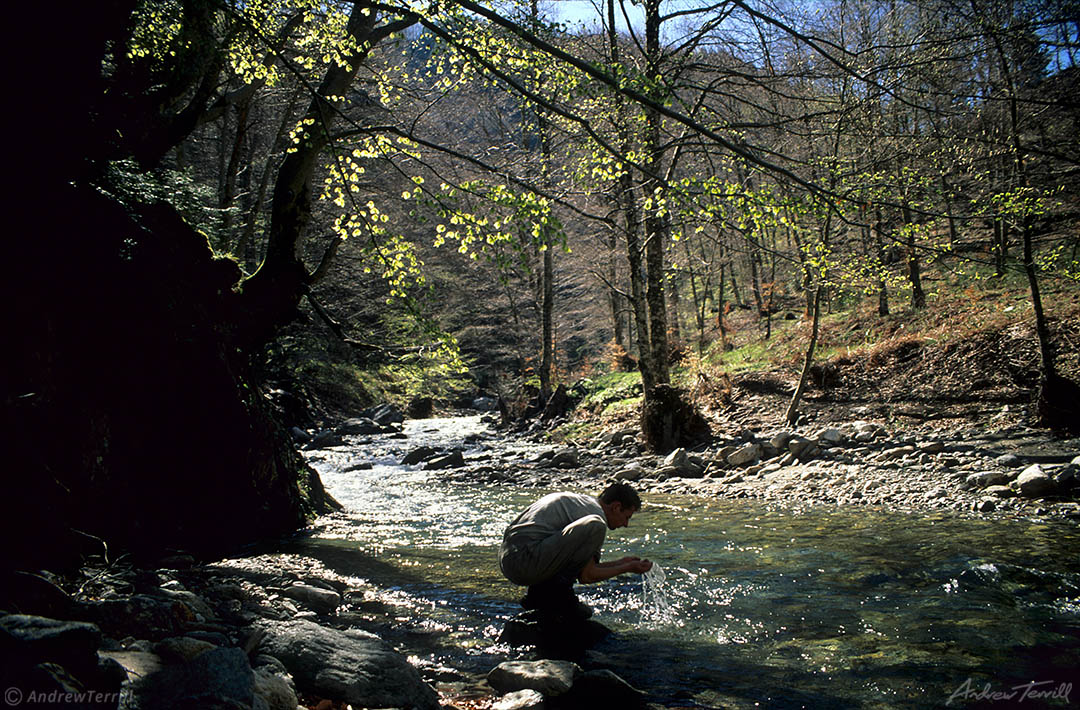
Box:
left=429, top=414, right=1080, bottom=523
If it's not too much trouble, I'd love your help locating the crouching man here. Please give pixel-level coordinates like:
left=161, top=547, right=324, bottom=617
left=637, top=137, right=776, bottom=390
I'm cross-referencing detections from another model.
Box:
left=498, top=482, right=653, bottom=619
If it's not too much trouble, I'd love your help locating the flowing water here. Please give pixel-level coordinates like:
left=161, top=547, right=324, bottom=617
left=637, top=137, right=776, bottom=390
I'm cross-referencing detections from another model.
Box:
left=294, top=415, right=1080, bottom=709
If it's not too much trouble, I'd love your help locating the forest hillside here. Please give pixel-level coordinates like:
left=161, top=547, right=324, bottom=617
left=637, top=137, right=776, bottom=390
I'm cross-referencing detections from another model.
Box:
left=4, top=0, right=1079, bottom=572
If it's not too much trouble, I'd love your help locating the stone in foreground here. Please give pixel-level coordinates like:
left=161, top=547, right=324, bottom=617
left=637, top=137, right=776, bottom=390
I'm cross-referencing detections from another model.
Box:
left=257, top=619, right=439, bottom=710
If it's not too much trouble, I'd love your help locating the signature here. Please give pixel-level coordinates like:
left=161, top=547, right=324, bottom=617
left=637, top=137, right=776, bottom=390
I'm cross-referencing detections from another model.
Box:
left=948, top=678, right=1073, bottom=706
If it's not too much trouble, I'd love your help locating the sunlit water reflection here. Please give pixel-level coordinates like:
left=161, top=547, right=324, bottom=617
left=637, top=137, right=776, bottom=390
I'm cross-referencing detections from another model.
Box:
left=297, top=416, right=1080, bottom=708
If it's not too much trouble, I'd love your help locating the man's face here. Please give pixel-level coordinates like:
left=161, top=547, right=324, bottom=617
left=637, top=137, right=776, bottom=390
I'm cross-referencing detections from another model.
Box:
left=606, top=502, right=638, bottom=529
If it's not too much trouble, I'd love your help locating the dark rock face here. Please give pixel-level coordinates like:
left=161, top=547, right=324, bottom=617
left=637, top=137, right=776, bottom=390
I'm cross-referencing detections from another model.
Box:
left=3, top=185, right=320, bottom=570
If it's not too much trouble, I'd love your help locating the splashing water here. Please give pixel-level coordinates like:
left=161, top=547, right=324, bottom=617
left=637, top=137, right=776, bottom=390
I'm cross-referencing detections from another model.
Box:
left=641, top=563, right=677, bottom=625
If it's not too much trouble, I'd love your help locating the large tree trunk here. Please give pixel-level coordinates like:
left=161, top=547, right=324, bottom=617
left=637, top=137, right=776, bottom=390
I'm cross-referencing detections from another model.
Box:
left=608, top=0, right=655, bottom=391
left=237, top=1, right=380, bottom=348
left=642, top=0, right=670, bottom=386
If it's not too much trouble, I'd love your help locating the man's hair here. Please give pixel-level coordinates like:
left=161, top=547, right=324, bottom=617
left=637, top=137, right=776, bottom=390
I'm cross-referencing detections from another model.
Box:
left=599, top=482, right=641, bottom=510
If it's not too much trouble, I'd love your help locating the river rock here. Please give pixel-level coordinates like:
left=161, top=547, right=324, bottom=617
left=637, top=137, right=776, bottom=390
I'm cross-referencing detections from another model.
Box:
left=816, top=428, right=844, bottom=445
left=424, top=449, right=466, bottom=470
left=472, top=396, right=498, bottom=411
left=79, top=594, right=190, bottom=640
left=787, top=436, right=813, bottom=457
left=402, top=446, right=439, bottom=465
left=253, top=667, right=298, bottom=710
left=964, top=471, right=1009, bottom=489
left=498, top=612, right=610, bottom=656
left=0, top=615, right=104, bottom=684
left=257, top=619, right=439, bottom=710
left=924, top=486, right=948, bottom=500
left=614, top=462, right=647, bottom=481
left=984, top=485, right=1017, bottom=498
left=1054, top=464, right=1078, bottom=489
left=848, top=421, right=883, bottom=442
left=995, top=453, right=1022, bottom=467
left=664, top=447, right=690, bottom=470
left=878, top=445, right=916, bottom=462
left=561, top=668, right=648, bottom=708
left=727, top=442, right=761, bottom=467
left=652, top=465, right=678, bottom=480
left=550, top=448, right=581, bottom=468
left=487, top=659, right=580, bottom=696
left=307, top=430, right=345, bottom=449
left=1015, top=465, right=1056, bottom=498
left=335, top=417, right=382, bottom=435
left=769, top=431, right=794, bottom=451
left=151, top=636, right=216, bottom=663
left=281, top=584, right=340, bottom=615
left=493, top=688, right=545, bottom=710
left=119, top=646, right=255, bottom=710
left=360, top=403, right=405, bottom=425
left=662, top=448, right=704, bottom=477
left=155, top=587, right=215, bottom=622
left=596, top=429, right=638, bottom=449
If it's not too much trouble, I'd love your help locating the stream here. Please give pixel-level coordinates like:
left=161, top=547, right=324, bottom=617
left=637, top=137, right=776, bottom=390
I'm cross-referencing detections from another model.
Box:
left=295, top=415, right=1080, bottom=709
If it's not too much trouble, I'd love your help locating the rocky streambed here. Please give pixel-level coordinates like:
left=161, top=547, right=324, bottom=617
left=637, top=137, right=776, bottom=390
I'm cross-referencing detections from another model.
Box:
left=384, top=415, right=1080, bottom=522
left=5, top=408, right=1079, bottom=710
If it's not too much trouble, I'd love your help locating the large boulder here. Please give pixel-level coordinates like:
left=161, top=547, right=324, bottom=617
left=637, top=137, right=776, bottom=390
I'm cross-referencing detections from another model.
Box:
left=0, top=615, right=102, bottom=667
left=1014, top=465, right=1057, bottom=498
left=256, top=619, right=438, bottom=710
